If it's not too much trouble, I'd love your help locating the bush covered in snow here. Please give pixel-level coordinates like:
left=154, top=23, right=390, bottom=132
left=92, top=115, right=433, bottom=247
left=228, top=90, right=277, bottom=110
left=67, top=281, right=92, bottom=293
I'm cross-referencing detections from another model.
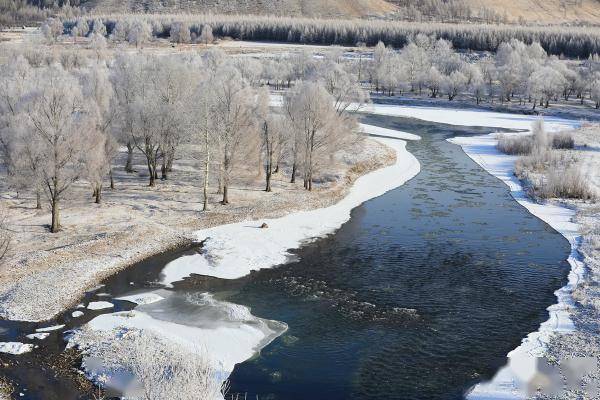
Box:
left=71, top=327, right=228, bottom=400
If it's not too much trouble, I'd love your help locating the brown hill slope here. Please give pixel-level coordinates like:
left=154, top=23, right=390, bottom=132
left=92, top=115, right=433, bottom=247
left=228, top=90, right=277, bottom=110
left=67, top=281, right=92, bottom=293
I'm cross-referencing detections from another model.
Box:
left=470, top=0, right=600, bottom=24
left=82, top=0, right=396, bottom=17
left=82, top=0, right=600, bottom=24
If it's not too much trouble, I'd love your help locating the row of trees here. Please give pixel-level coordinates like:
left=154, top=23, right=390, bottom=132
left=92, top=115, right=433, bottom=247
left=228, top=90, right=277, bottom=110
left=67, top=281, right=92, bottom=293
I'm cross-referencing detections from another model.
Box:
left=0, top=48, right=364, bottom=233
left=64, top=14, right=600, bottom=58
left=368, top=36, right=600, bottom=109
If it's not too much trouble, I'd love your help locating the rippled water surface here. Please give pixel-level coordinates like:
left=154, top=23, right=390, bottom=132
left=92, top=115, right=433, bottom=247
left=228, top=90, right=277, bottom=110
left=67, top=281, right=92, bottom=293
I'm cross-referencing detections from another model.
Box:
left=0, top=115, right=571, bottom=400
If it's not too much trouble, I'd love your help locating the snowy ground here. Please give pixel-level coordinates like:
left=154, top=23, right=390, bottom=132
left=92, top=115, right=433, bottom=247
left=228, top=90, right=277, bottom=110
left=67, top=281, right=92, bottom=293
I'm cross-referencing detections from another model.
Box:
left=0, top=135, right=393, bottom=322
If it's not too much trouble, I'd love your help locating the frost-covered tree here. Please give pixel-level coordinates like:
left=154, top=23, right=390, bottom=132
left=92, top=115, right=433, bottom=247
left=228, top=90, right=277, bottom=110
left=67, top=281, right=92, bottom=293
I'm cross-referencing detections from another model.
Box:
left=91, top=18, right=107, bottom=37
left=79, top=65, right=118, bottom=202
left=528, top=66, right=567, bottom=109
left=127, top=19, right=151, bottom=48
left=212, top=65, right=256, bottom=204
left=591, top=74, right=600, bottom=109
left=425, top=66, right=443, bottom=98
left=71, top=19, right=89, bottom=42
left=316, top=59, right=369, bottom=113
left=111, top=53, right=144, bottom=174
left=170, top=21, right=191, bottom=44
left=443, top=70, right=467, bottom=101
left=199, top=24, right=213, bottom=46
left=41, top=17, right=63, bottom=43
left=191, top=75, right=217, bottom=211
left=284, top=81, right=353, bottom=191
left=21, top=65, right=97, bottom=232
left=256, top=88, right=286, bottom=192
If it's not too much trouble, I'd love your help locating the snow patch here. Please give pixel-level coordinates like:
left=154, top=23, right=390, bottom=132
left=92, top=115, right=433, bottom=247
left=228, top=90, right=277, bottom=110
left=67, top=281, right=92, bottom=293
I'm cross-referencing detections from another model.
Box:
left=0, top=342, right=34, bottom=355
left=116, top=292, right=165, bottom=306
left=359, top=123, right=421, bottom=141
left=87, top=301, right=114, bottom=310
left=35, top=324, right=65, bottom=332
left=26, top=332, right=49, bottom=340
left=72, top=311, right=84, bottom=318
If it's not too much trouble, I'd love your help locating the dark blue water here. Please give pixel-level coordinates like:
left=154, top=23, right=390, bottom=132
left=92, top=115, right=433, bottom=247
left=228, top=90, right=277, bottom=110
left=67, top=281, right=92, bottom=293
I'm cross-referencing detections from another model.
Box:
left=0, top=115, right=571, bottom=400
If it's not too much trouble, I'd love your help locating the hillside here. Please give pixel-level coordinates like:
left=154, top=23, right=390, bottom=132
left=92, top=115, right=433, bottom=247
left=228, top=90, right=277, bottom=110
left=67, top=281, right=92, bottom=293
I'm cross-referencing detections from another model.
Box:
left=80, top=0, right=600, bottom=24
left=470, top=0, right=600, bottom=24
left=81, top=0, right=395, bottom=17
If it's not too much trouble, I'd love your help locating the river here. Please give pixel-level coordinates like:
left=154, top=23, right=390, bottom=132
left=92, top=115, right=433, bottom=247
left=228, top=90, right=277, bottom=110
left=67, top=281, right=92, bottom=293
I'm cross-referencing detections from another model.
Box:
left=0, top=114, right=571, bottom=400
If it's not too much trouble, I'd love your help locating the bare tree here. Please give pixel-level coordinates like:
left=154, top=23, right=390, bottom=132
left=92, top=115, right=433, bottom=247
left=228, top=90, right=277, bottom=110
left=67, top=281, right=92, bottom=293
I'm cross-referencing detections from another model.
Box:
left=199, top=24, right=213, bottom=46
left=191, top=75, right=217, bottom=211
left=21, top=65, right=96, bottom=232
left=285, top=81, right=346, bottom=191
left=256, top=88, right=285, bottom=192
left=170, top=21, right=191, bottom=44
left=212, top=65, right=256, bottom=204
left=0, top=206, right=11, bottom=265
left=41, top=17, right=63, bottom=43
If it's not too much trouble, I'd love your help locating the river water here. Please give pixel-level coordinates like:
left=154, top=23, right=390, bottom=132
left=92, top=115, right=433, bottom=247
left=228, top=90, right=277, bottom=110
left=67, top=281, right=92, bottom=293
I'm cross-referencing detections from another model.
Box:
left=0, top=115, right=571, bottom=400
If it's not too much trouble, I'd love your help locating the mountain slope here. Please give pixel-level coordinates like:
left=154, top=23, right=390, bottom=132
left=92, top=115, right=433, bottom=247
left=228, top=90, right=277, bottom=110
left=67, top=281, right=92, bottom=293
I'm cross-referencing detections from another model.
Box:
left=470, top=0, right=600, bottom=24
left=82, top=0, right=600, bottom=24
left=82, top=0, right=396, bottom=17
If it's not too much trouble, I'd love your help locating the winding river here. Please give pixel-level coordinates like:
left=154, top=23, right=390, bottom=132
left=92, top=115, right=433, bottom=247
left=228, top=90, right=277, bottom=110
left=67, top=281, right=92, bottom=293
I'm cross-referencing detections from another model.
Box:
left=0, top=114, right=571, bottom=400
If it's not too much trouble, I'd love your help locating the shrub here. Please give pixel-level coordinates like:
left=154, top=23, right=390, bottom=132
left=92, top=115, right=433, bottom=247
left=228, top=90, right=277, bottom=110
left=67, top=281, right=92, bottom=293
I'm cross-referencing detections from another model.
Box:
left=540, top=166, right=595, bottom=200
left=551, top=131, right=575, bottom=150
left=497, top=134, right=533, bottom=155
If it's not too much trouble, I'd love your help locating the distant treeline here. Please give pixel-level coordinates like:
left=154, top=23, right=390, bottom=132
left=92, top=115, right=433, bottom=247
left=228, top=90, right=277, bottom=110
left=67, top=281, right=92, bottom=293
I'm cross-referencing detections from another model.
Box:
left=74, top=14, right=600, bottom=58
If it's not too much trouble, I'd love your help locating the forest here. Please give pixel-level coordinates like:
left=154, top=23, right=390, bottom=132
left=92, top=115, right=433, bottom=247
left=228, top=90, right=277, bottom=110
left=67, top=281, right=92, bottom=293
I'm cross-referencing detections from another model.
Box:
left=68, top=14, right=600, bottom=58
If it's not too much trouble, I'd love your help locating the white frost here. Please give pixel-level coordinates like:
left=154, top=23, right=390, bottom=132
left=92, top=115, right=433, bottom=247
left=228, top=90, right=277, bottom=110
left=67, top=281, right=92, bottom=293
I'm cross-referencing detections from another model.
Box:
left=87, top=301, right=114, bottom=310
left=0, top=342, right=34, bottom=354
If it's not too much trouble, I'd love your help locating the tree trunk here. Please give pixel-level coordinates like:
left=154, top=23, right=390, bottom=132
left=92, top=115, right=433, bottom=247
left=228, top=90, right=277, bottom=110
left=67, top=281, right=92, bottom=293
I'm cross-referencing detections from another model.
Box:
left=147, top=158, right=156, bottom=187
left=50, top=197, right=60, bottom=233
left=161, top=155, right=168, bottom=180
left=290, top=162, right=297, bottom=183
left=221, top=183, right=229, bottom=205
left=265, top=145, right=273, bottom=192
left=95, top=184, right=102, bottom=204
left=125, top=142, right=134, bottom=173
left=36, top=190, right=42, bottom=210
left=109, top=168, right=115, bottom=189
left=202, top=131, right=210, bottom=212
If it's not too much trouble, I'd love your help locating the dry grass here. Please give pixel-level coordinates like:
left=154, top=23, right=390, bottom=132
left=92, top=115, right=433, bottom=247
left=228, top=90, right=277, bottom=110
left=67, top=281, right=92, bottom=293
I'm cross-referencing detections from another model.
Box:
left=497, top=134, right=534, bottom=155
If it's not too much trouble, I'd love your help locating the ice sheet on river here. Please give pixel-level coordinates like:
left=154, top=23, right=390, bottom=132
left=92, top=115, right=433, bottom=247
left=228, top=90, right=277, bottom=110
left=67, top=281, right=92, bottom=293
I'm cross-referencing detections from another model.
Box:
left=69, top=290, right=286, bottom=396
